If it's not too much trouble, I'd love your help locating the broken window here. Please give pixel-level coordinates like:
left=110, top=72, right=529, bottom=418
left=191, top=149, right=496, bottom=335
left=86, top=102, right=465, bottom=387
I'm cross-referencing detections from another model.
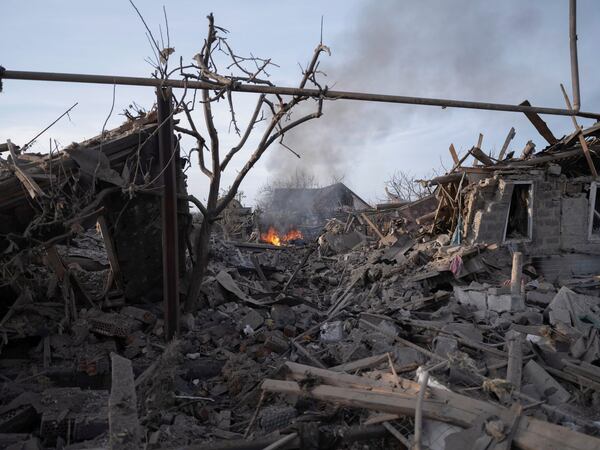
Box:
left=504, top=182, right=532, bottom=241
left=589, top=182, right=600, bottom=239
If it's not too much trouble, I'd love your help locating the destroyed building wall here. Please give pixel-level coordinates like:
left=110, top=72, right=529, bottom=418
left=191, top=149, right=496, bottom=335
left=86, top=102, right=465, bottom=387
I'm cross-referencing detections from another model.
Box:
left=260, top=182, right=371, bottom=238
left=0, top=114, right=190, bottom=306
left=465, top=169, right=600, bottom=256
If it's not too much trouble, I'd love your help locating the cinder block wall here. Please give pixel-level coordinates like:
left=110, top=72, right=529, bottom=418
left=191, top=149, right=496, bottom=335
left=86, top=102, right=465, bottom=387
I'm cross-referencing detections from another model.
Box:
left=560, top=180, right=597, bottom=253
left=468, top=178, right=513, bottom=244
left=466, top=171, right=600, bottom=255
left=531, top=177, right=561, bottom=253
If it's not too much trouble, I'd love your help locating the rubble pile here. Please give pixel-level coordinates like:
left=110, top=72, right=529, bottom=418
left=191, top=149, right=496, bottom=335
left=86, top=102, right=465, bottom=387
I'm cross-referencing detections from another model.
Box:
left=1, top=103, right=600, bottom=450
left=0, top=208, right=600, bottom=449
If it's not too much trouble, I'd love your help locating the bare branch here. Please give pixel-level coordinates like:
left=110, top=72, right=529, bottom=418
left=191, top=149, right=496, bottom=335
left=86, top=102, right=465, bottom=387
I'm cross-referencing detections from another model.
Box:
left=226, top=89, right=241, bottom=135
left=129, top=0, right=165, bottom=76
left=220, top=39, right=276, bottom=86
left=215, top=98, right=322, bottom=215
left=278, top=140, right=301, bottom=159
left=299, top=44, right=330, bottom=89
left=184, top=194, right=207, bottom=216
left=220, top=94, right=265, bottom=172
left=180, top=103, right=212, bottom=178
left=266, top=99, right=323, bottom=147
left=199, top=13, right=222, bottom=210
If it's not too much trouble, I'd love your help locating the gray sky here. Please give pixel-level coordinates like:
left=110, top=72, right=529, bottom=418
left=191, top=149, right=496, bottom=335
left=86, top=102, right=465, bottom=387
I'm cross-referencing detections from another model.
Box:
left=2, top=0, right=600, bottom=205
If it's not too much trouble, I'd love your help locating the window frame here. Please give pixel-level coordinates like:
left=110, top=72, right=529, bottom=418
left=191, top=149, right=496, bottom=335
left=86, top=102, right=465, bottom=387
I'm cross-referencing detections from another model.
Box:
left=502, top=180, right=534, bottom=244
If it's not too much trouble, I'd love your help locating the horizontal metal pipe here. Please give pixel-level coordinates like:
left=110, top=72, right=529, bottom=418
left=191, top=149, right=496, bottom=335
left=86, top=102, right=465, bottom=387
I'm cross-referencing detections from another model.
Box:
left=2, top=68, right=600, bottom=119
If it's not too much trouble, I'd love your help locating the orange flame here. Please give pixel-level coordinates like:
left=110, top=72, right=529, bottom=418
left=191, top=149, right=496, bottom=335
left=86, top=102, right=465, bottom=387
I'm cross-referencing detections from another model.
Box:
left=260, top=226, right=303, bottom=246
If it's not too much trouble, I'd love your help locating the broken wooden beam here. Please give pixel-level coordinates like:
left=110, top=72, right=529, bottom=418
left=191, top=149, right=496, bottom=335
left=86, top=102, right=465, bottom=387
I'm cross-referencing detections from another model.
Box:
left=471, top=146, right=495, bottom=166
left=330, top=354, right=390, bottom=373
left=511, top=252, right=523, bottom=296
left=6, top=140, right=47, bottom=199
left=519, top=100, right=558, bottom=145
left=506, top=330, right=523, bottom=391
left=261, top=377, right=600, bottom=450
left=291, top=342, right=327, bottom=369
left=284, top=361, right=420, bottom=394
left=449, top=144, right=459, bottom=166
left=360, top=213, right=385, bottom=240
left=413, top=370, right=430, bottom=450
left=498, top=127, right=516, bottom=161
left=560, top=84, right=598, bottom=177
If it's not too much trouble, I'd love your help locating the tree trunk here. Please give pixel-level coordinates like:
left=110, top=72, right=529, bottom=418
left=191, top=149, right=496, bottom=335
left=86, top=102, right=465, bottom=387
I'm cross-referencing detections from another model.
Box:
left=185, top=215, right=213, bottom=311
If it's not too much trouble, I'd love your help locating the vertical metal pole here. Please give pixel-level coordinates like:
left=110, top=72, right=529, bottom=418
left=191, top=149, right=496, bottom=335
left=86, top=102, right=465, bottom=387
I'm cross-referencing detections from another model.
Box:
left=156, top=87, right=180, bottom=340
left=569, top=0, right=581, bottom=111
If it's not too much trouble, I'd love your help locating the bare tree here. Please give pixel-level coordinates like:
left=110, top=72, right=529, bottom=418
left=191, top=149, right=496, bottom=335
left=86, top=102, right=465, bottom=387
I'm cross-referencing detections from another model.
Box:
left=156, top=15, right=330, bottom=309
left=384, top=170, right=432, bottom=203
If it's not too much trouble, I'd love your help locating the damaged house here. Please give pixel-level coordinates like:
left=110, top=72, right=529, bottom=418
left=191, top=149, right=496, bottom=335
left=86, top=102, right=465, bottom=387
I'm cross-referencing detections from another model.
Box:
left=424, top=121, right=600, bottom=282
left=0, top=110, right=190, bottom=306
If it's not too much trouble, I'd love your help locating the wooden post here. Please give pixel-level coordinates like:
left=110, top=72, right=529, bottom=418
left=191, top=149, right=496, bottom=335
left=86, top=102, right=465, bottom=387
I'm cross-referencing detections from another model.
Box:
left=506, top=330, right=523, bottom=391
left=413, top=370, right=429, bottom=450
left=511, top=252, right=523, bottom=296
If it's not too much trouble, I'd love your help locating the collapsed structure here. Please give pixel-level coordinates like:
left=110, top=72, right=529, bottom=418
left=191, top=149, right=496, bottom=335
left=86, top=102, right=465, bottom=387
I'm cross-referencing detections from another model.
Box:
left=1, top=101, right=600, bottom=449
left=1, top=2, right=600, bottom=446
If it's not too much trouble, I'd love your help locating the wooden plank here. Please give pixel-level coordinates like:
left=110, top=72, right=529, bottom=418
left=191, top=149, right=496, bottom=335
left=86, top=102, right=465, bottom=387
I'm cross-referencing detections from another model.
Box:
left=261, top=379, right=600, bottom=450
left=7, top=140, right=47, bottom=198
left=227, top=241, right=286, bottom=250
left=450, top=147, right=473, bottom=173
left=495, top=403, right=523, bottom=450
left=291, top=342, right=327, bottom=369
left=498, top=127, right=516, bottom=161
left=506, top=330, right=523, bottom=391
left=250, top=254, right=270, bottom=289
left=382, top=421, right=411, bottom=446
left=284, top=361, right=420, bottom=395
left=330, top=354, right=391, bottom=374
left=471, top=146, right=494, bottom=166
left=359, top=318, right=446, bottom=362
left=577, top=132, right=598, bottom=177
left=449, top=144, right=460, bottom=165
left=413, top=370, right=430, bottom=450
left=360, top=212, right=385, bottom=240
left=519, top=100, right=558, bottom=145
left=476, top=133, right=484, bottom=149
left=560, top=84, right=598, bottom=177
left=472, top=134, right=484, bottom=167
